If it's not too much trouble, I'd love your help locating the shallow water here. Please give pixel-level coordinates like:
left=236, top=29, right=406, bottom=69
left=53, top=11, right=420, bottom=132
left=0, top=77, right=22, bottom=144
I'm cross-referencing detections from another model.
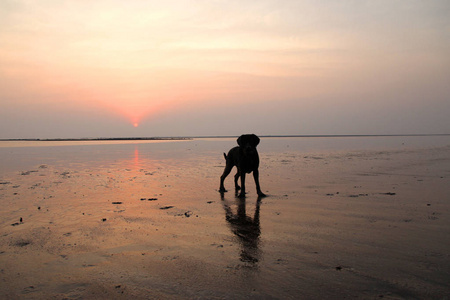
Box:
left=1, top=135, right=449, bottom=176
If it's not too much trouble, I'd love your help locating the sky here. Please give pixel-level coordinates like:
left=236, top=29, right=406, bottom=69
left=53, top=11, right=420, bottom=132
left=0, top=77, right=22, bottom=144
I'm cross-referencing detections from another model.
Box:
left=1, top=0, right=449, bottom=138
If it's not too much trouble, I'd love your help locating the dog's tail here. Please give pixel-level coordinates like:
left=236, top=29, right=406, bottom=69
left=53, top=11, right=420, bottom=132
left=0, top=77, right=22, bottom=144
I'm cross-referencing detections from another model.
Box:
left=223, top=153, right=227, bottom=160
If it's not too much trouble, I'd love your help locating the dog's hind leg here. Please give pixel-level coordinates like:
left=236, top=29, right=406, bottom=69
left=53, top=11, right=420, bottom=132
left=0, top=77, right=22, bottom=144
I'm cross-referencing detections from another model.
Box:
left=219, top=162, right=233, bottom=193
left=234, top=171, right=240, bottom=190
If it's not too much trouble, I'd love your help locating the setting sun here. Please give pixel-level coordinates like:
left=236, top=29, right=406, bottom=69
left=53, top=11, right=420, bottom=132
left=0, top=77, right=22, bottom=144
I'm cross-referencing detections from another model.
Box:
left=133, top=123, right=139, bottom=128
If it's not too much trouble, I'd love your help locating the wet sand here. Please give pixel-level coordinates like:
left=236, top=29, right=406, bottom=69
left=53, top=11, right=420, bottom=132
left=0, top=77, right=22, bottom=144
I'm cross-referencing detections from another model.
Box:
left=0, top=139, right=449, bottom=299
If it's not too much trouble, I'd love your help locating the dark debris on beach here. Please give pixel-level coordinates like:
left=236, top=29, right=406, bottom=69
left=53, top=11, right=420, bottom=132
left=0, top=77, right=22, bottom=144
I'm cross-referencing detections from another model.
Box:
left=160, top=206, right=174, bottom=210
left=140, top=198, right=158, bottom=201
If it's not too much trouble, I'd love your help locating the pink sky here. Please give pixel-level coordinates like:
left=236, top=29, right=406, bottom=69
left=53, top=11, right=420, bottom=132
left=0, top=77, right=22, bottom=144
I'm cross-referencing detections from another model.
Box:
left=1, top=1, right=449, bottom=138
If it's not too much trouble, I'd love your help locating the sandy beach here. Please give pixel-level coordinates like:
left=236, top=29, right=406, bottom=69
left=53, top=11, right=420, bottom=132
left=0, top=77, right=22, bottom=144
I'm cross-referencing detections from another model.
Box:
left=0, top=137, right=449, bottom=299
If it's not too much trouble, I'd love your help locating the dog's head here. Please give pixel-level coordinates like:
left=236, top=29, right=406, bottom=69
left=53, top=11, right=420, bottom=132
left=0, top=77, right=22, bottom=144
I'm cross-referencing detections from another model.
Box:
left=237, top=134, right=260, bottom=154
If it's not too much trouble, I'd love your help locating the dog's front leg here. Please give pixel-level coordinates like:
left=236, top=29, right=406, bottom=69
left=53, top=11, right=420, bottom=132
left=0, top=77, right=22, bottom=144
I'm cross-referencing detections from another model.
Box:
left=253, top=169, right=266, bottom=197
left=238, top=172, right=246, bottom=198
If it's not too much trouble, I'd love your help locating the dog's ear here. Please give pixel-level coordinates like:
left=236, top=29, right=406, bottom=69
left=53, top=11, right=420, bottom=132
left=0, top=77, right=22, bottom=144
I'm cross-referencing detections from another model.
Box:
left=249, top=134, right=260, bottom=147
left=237, top=135, right=244, bottom=146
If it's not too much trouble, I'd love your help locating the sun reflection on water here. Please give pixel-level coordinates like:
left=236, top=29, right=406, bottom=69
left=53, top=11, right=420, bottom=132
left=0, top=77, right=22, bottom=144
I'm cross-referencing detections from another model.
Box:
left=134, top=146, right=139, bottom=167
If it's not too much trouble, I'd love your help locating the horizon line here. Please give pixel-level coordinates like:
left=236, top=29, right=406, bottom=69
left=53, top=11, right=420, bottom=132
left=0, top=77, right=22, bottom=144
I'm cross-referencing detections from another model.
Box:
left=1, top=133, right=449, bottom=142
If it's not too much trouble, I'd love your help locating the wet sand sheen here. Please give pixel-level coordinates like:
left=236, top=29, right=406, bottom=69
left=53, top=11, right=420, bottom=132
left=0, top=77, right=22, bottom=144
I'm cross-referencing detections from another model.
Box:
left=0, top=138, right=449, bottom=299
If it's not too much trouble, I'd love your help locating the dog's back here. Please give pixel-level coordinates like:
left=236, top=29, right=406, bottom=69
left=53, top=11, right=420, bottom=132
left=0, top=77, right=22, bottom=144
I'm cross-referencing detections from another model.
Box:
left=224, top=146, right=240, bottom=166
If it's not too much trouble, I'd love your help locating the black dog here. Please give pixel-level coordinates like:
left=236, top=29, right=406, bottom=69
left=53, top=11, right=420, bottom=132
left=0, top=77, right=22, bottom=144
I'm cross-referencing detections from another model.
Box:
left=219, top=134, right=266, bottom=198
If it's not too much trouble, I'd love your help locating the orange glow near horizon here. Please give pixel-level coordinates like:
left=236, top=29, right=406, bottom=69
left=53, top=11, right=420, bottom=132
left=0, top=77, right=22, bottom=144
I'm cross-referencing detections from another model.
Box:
left=94, top=99, right=175, bottom=129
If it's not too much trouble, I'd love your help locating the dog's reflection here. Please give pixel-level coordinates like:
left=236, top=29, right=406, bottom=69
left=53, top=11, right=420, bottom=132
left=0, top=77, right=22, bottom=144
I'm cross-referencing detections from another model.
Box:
left=221, top=195, right=262, bottom=264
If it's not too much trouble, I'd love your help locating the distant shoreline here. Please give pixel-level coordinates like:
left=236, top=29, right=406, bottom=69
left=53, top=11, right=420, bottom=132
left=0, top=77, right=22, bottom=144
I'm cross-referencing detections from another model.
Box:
left=0, top=137, right=193, bottom=142
left=0, top=133, right=449, bottom=142
left=193, top=133, right=450, bottom=139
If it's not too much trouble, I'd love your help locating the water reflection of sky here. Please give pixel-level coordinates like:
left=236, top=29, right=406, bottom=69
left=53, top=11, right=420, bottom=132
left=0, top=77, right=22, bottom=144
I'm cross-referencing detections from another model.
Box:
left=1, top=136, right=449, bottom=176
left=0, top=141, right=193, bottom=175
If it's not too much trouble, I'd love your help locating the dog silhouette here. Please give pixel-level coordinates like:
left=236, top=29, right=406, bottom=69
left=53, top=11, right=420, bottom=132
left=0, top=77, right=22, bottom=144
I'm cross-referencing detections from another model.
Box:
left=219, top=134, right=266, bottom=198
